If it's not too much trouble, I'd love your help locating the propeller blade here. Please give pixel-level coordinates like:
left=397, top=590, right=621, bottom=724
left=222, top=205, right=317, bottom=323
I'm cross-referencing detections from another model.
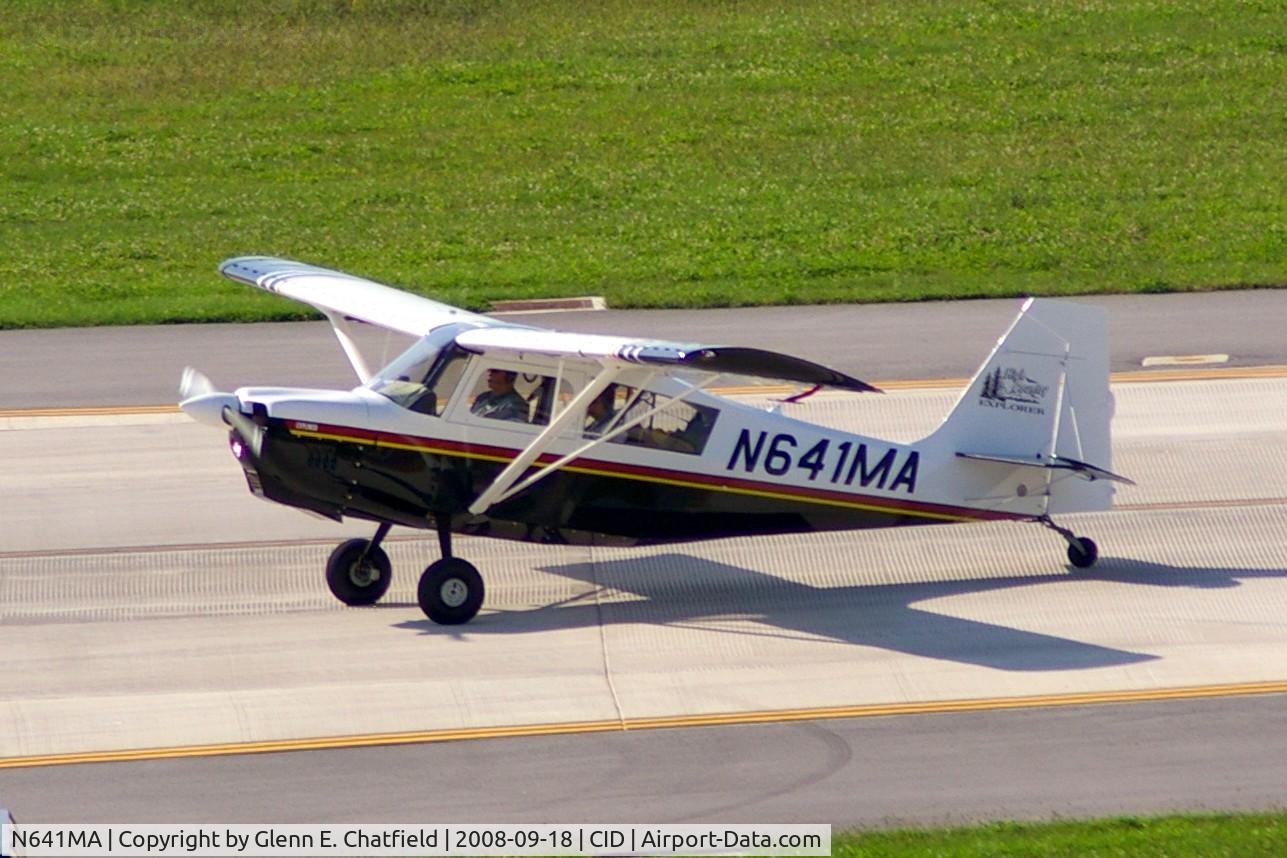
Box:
left=179, top=367, right=239, bottom=428
left=179, top=366, right=216, bottom=401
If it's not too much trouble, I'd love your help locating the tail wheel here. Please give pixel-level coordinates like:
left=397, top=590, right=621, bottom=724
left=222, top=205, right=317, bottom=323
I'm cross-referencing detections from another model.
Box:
left=1066, top=536, right=1099, bottom=569
left=326, top=538, right=393, bottom=605
left=418, top=557, right=484, bottom=625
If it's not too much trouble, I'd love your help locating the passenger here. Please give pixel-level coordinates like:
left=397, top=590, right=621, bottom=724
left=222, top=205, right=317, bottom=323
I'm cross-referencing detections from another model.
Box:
left=632, top=426, right=697, bottom=453
left=471, top=369, right=528, bottom=422
left=584, top=385, right=619, bottom=437
left=586, top=386, right=707, bottom=453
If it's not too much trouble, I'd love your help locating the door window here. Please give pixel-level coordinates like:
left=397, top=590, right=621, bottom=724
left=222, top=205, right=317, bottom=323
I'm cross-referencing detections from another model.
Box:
left=465, top=367, right=574, bottom=427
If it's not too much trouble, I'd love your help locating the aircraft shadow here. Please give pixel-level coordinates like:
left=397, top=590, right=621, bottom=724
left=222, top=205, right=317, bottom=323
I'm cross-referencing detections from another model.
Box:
left=394, top=553, right=1285, bottom=671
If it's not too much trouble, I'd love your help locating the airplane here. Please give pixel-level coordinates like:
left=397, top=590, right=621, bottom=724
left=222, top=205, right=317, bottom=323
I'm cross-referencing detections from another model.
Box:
left=180, top=257, right=1133, bottom=625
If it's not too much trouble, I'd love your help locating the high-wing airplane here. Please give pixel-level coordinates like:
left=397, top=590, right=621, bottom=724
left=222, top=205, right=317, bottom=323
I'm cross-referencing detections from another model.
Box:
left=181, top=257, right=1132, bottom=625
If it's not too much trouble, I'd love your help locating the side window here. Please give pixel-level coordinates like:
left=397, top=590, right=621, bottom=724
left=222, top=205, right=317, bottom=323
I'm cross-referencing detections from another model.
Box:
left=466, top=368, right=572, bottom=427
left=585, top=384, right=718, bottom=455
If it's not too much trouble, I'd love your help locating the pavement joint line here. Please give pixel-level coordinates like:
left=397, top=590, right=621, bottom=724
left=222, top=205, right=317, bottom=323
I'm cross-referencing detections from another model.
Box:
left=3, top=497, right=1287, bottom=563
left=3, top=681, right=1286, bottom=770
left=6, top=365, right=1287, bottom=418
left=1117, top=497, right=1287, bottom=511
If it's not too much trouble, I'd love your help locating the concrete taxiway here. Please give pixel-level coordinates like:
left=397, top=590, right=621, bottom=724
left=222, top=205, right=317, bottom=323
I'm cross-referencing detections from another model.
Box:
left=2, top=293, right=1286, bottom=824
left=3, top=377, right=1286, bottom=768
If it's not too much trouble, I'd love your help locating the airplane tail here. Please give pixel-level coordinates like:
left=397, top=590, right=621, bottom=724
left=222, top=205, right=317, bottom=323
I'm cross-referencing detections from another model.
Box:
left=925, top=298, right=1128, bottom=515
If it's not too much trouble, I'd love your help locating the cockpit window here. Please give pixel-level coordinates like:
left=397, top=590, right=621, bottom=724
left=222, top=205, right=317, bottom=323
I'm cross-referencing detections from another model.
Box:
left=415, top=348, right=471, bottom=416
left=369, top=324, right=475, bottom=415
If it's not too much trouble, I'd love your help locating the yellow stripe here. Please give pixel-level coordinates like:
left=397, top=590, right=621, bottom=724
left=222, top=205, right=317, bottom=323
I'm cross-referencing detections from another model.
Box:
left=4, top=680, right=1284, bottom=770
left=288, top=428, right=977, bottom=523
left=559, top=464, right=976, bottom=522
left=0, top=404, right=180, bottom=418
left=1110, top=364, right=1287, bottom=384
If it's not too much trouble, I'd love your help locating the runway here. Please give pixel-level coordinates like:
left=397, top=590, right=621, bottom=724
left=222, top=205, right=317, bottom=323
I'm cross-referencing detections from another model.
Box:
left=2, top=295, right=1287, bottom=825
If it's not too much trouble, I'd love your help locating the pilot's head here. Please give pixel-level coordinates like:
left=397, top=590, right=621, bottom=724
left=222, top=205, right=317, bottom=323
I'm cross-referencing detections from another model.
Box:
left=486, top=369, right=517, bottom=394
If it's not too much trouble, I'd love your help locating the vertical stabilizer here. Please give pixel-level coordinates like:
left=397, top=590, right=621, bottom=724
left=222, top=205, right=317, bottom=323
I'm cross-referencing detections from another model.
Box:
left=927, top=298, right=1116, bottom=514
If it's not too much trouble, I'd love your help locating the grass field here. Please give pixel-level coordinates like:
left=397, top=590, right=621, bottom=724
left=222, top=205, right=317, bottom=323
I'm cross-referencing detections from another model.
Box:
left=834, top=813, right=1287, bottom=856
left=1, top=0, right=1282, bottom=327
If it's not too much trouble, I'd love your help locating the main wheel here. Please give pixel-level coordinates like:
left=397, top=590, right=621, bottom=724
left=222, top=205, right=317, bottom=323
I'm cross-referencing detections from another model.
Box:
left=1066, top=536, right=1098, bottom=569
left=325, top=538, right=393, bottom=605
left=418, top=557, right=484, bottom=625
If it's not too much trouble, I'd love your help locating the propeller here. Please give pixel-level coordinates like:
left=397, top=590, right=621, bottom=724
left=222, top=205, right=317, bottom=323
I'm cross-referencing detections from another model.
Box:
left=179, top=366, right=216, bottom=401
left=178, top=366, right=240, bottom=428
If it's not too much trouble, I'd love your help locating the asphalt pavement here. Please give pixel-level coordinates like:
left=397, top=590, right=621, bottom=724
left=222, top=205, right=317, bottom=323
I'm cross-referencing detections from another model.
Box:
left=3, top=288, right=1286, bottom=409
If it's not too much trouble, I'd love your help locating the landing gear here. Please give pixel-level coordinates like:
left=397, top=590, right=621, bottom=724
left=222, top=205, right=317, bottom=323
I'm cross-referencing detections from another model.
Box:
left=416, top=515, right=484, bottom=625
left=325, top=522, right=393, bottom=605
left=324, top=518, right=484, bottom=623
left=1038, top=516, right=1099, bottom=569
left=418, top=558, right=485, bottom=625
left=1066, top=537, right=1098, bottom=568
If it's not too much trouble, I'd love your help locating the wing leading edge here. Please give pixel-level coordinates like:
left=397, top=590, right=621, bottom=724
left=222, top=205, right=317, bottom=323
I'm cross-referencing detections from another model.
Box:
left=220, top=256, right=496, bottom=337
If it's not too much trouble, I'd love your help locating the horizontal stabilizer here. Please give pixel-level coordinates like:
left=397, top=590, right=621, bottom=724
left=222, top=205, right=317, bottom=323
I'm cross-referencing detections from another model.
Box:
left=956, top=451, right=1136, bottom=485
left=454, top=328, right=880, bottom=392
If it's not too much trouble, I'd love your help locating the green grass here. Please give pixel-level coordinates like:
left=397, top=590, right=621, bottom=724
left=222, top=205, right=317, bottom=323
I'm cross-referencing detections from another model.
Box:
left=1, top=0, right=1283, bottom=327
left=833, top=813, right=1287, bottom=856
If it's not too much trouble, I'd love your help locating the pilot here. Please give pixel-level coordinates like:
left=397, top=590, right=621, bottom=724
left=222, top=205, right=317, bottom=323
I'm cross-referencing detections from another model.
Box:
left=471, top=369, right=528, bottom=422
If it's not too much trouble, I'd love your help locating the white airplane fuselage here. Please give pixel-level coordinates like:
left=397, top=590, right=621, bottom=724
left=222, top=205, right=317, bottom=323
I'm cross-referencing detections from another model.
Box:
left=217, top=375, right=1050, bottom=547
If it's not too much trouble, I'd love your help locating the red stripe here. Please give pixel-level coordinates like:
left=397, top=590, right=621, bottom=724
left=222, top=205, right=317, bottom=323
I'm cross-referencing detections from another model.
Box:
left=287, top=420, right=1025, bottom=523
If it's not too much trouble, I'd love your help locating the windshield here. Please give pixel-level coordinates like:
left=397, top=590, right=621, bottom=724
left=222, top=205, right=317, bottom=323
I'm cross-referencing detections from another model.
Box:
left=368, top=323, right=478, bottom=415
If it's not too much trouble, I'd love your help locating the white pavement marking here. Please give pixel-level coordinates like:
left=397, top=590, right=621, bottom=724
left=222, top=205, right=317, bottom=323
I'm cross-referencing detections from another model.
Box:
left=1, top=380, right=1286, bottom=758
left=490, top=296, right=607, bottom=314
left=1141, top=354, right=1230, bottom=367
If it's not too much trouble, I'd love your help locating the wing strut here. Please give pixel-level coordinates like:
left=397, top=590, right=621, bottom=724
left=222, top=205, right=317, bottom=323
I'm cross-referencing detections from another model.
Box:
left=324, top=312, right=374, bottom=383
left=467, top=365, right=625, bottom=515
left=476, top=373, right=719, bottom=513
left=467, top=368, right=720, bottom=515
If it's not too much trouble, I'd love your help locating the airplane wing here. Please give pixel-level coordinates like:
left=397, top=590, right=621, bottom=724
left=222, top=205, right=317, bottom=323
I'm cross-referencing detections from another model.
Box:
left=220, top=256, right=496, bottom=337
left=220, top=256, right=878, bottom=393
left=454, top=328, right=880, bottom=393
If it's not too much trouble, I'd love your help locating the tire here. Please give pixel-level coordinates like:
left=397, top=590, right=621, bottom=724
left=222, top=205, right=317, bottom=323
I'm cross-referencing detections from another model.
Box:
left=325, top=538, right=393, bottom=605
left=1066, top=536, right=1098, bottom=569
left=418, top=557, right=485, bottom=625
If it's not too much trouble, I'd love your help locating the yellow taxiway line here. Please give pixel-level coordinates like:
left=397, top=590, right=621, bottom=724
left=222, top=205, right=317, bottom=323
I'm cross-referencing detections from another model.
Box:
left=5, top=365, right=1287, bottom=419
left=0, top=404, right=181, bottom=419
left=4, top=680, right=1286, bottom=770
